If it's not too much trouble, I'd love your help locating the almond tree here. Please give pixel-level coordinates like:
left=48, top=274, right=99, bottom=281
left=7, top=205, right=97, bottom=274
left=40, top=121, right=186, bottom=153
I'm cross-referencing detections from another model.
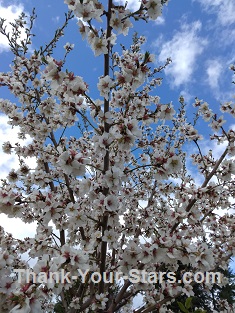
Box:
left=0, top=1, right=235, bottom=312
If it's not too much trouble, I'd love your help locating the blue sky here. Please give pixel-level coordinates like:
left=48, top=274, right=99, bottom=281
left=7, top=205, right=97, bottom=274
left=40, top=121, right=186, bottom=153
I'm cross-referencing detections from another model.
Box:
left=0, top=0, right=234, bottom=104
left=0, top=0, right=234, bottom=264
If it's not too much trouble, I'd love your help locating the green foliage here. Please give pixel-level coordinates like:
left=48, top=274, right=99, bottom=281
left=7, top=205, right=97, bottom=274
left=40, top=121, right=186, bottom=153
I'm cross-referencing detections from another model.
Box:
left=53, top=301, right=65, bottom=313
left=178, top=297, right=207, bottom=313
left=171, top=268, right=235, bottom=313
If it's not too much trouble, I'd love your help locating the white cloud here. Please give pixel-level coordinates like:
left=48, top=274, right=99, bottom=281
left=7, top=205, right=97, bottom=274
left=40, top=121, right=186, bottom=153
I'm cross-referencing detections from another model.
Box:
left=157, top=21, right=207, bottom=87
left=113, top=0, right=166, bottom=26
left=0, top=114, right=38, bottom=242
left=0, top=1, right=25, bottom=52
left=0, top=213, right=38, bottom=268
left=0, top=114, right=36, bottom=179
left=179, top=90, right=193, bottom=104
left=154, top=15, right=165, bottom=25
left=195, top=0, right=235, bottom=26
left=52, top=16, right=60, bottom=24
left=113, top=0, right=141, bottom=11
left=206, top=59, right=223, bottom=89
left=113, top=0, right=165, bottom=25
left=0, top=214, right=37, bottom=239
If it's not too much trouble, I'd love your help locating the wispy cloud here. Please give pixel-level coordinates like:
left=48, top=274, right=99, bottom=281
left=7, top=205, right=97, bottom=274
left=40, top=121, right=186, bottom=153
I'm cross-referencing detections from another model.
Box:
left=157, top=21, right=207, bottom=87
left=179, top=89, right=194, bottom=104
left=194, top=0, right=235, bottom=26
left=0, top=2, right=26, bottom=52
left=203, top=58, right=234, bottom=101
left=206, top=59, right=223, bottom=90
left=154, top=15, right=165, bottom=25
left=52, top=16, right=60, bottom=24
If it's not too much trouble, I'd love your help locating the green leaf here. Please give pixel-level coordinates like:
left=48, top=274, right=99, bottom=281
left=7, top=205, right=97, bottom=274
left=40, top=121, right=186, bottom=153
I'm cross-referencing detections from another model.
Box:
left=185, top=297, right=192, bottom=309
left=41, top=56, right=48, bottom=64
left=143, top=51, right=150, bottom=64
left=54, top=302, right=65, bottom=313
left=177, top=302, right=189, bottom=313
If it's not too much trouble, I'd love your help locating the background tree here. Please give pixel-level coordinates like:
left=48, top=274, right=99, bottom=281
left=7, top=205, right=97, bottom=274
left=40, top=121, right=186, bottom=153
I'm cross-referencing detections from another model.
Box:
left=0, top=1, right=234, bottom=313
left=167, top=268, right=235, bottom=313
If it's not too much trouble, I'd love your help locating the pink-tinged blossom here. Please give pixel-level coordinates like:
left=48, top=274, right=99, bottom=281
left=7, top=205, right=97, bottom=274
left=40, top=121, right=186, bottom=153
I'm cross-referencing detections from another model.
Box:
left=218, top=159, right=235, bottom=181
left=159, top=104, right=176, bottom=120
left=209, top=115, right=226, bottom=131
left=91, top=37, right=108, bottom=56
left=166, top=155, right=182, bottom=174
left=92, top=293, right=108, bottom=310
left=77, top=20, right=89, bottom=40
left=0, top=250, right=14, bottom=268
left=63, top=42, right=74, bottom=51
left=44, top=57, right=63, bottom=80
left=104, top=168, right=122, bottom=188
left=64, top=0, right=78, bottom=11
left=104, top=194, right=119, bottom=212
left=110, top=10, right=133, bottom=36
left=58, top=244, right=89, bottom=269
left=74, top=1, right=104, bottom=23
left=102, top=229, right=118, bottom=248
left=97, top=75, right=113, bottom=100
left=2, top=141, right=13, bottom=154
left=145, top=0, right=162, bottom=20
left=58, top=150, right=89, bottom=177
